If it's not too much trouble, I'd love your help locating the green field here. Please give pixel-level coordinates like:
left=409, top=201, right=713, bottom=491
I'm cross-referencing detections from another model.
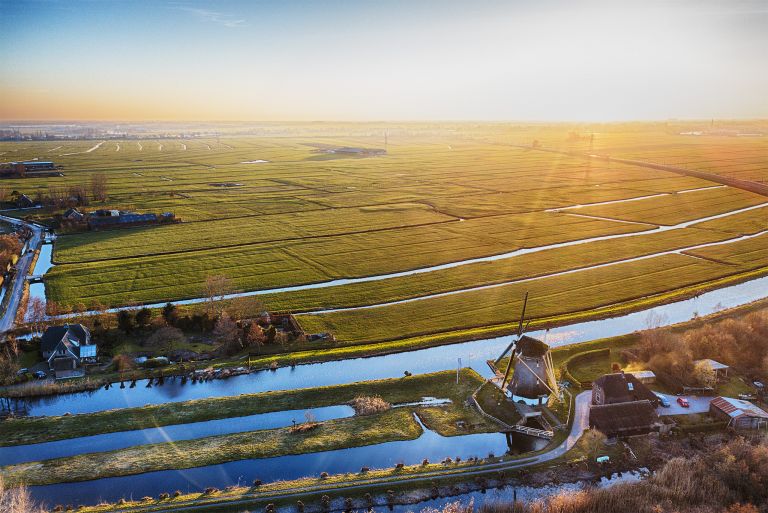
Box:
left=2, top=123, right=766, bottom=348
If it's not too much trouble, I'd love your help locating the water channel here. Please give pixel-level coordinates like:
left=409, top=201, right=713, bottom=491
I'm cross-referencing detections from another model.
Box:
left=9, top=274, right=768, bottom=417
left=26, top=415, right=538, bottom=506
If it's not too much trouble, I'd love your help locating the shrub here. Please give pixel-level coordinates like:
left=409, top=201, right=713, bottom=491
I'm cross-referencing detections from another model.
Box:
left=320, top=472, right=329, bottom=479
left=203, top=487, right=218, bottom=495
left=422, top=458, right=430, bottom=466
left=158, top=492, right=170, bottom=500
left=253, top=479, right=262, bottom=487
left=350, top=395, right=391, bottom=415
left=173, top=490, right=182, bottom=498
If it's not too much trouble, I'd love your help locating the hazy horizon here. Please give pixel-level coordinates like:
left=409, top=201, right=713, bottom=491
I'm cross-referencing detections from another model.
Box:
left=2, top=0, right=768, bottom=122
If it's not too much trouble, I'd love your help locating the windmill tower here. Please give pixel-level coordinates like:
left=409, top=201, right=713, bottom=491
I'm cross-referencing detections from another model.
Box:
left=494, top=293, right=560, bottom=405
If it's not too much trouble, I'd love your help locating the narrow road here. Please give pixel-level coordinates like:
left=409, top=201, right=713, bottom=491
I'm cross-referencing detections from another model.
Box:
left=0, top=215, right=44, bottom=334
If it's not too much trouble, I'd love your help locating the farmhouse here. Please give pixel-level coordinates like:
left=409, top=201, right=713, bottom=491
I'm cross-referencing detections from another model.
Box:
left=592, top=371, right=659, bottom=407
left=589, top=372, right=661, bottom=437
left=709, top=396, right=768, bottom=429
left=40, top=324, right=97, bottom=375
left=589, top=400, right=659, bottom=437
left=63, top=207, right=85, bottom=221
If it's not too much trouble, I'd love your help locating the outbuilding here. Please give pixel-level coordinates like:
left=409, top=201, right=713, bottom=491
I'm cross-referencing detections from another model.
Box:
left=709, top=396, right=768, bottom=429
left=694, top=359, right=729, bottom=378
left=629, top=370, right=656, bottom=384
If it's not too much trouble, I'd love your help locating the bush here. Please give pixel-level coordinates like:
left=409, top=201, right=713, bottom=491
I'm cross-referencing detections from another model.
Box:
left=158, top=492, right=170, bottom=500
left=350, top=395, right=391, bottom=415
left=203, top=487, right=218, bottom=495
left=173, top=490, right=182, bottom=498
left=320, top=472, right=329, bottom=479
left=253, top=479, right=262, bottom=487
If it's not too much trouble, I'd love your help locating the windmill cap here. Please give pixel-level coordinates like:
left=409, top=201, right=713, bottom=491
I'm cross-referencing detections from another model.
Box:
left=515, top=335, right=549, bottom=357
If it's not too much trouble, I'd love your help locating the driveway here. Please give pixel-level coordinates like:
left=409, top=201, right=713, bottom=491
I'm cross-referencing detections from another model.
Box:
left=655, top=393, right=712, bottom=416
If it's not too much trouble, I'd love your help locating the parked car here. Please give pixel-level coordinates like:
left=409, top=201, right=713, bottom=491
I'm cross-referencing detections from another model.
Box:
left=739, top=393, right=757, bottom=401
left=16, top=368, right=29, bottom=376
left=655, top=393, right=670, bottom=407
left=677, top=397, right=690, bottom=408
left=753, top=381, right=765, bottom=389
left=33, top=370, right=47, bottom=380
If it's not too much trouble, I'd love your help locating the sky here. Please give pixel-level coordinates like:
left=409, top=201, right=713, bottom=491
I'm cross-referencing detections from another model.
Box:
left=1, top=0, right=767, bottom=122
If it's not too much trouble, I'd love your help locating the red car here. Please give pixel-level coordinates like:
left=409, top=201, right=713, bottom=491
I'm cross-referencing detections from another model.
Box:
left=677, top=397, right=690, bottom=408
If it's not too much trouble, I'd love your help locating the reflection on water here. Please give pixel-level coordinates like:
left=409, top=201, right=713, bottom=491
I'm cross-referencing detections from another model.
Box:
left=0, top=405, right=355, bottom=465
left=28, top=416, right=514, bottom=506
left=11, top=276, right=768, bottom=417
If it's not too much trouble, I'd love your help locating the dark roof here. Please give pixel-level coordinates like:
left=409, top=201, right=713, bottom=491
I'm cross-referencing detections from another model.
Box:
left=89, top=213, right=157, bottom=226
left=514, top=335, right=549, bottom=357
left=17, top=194, right=34, bottom=207
left=593, top=372, right=658, bottom=405
left=589, top=400, right=658, bottom=434
left=41, top=324, right=91, bottom=357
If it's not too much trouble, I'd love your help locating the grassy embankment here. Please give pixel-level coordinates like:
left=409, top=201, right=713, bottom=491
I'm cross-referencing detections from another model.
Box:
left=0, top=408, right=424, bottom=487
left=0, top=369, right=493, bottom=447
left=68, top=396, right=599, bottom=513
left=0, top=370, right=510, bottom=487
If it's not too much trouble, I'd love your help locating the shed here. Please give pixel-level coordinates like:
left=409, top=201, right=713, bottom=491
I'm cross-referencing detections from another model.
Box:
left=694, top=359, right=729, bottom=378
left=709, top=396, right=768, bottom=429
left=16, top=194, right=35, bottom=208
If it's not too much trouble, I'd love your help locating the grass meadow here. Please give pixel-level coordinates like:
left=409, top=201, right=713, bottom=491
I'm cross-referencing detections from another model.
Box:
left=2, top=123, right=766, bottom=346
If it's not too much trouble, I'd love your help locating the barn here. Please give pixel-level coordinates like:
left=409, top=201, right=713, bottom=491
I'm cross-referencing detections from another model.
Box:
left=709, top=396, right=768, bottom=429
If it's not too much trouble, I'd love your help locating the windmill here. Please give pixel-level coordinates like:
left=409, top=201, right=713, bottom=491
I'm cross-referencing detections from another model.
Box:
left=494, top=293, right=560, bottom=405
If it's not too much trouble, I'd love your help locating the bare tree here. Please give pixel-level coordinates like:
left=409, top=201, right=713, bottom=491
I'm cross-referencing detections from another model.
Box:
left=227, top=296, right=265, bottom=321
left=28, top=297, right=47, bottom=336
left=213, top=311, right=241, bottom=354
left=204, top=275, right=233, bottom=317
left=90, top=173, right=108, bottom=202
